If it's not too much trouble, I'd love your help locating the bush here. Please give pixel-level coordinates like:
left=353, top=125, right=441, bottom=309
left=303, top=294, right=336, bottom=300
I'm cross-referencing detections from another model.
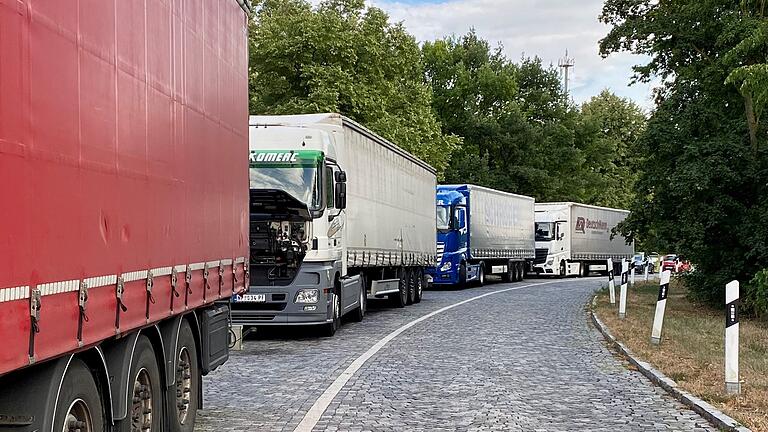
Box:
left=747, top=269, right=768, bottom=320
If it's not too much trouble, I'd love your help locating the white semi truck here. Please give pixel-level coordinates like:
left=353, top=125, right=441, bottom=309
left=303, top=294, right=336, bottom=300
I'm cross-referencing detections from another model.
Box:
left=232, top=114, right=437, bottom=336
left=533, top=202, right=633, bottom=277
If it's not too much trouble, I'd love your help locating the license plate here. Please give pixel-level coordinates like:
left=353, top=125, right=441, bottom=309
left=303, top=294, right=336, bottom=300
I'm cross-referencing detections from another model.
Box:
left=233, top=293, right=266, bottom=303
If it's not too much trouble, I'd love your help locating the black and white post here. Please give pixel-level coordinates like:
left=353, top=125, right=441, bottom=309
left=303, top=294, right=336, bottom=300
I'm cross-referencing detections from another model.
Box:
left=725, top=280, right=740, bottom=395
left=644, top=259, right=649, bottom=281
left=650, top=270, right=671, bottom=345
left=619, top=260, right=629, bottom=319
left=630, top=260, right=636, bottom=286
left=607, top=258, right=616, bottom=304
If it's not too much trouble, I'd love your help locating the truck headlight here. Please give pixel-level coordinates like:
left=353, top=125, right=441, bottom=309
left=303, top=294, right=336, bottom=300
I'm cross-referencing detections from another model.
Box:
left=295, top=289, right=319, bottom=304
left=440, top=262, right=452, bottom=271
left=545, top=258, right=554, bottom=266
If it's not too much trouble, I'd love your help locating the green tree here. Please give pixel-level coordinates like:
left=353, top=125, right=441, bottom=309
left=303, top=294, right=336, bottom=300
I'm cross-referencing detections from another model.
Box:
left=248, top=0, right=459, bottom=174
left=422, top=32, right=637, bottom=205
left=580, top=90, right=647, bottom=208
left=600, top=0, right=768, bottom=308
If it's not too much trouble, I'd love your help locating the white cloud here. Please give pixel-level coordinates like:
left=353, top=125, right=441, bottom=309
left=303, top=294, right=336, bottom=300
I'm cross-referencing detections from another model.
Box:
left=368, top=0, right=657, bottom=111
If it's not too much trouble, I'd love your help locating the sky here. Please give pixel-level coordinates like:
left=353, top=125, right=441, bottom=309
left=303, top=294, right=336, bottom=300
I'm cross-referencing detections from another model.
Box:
left=364, top=0, right=657, bottom=111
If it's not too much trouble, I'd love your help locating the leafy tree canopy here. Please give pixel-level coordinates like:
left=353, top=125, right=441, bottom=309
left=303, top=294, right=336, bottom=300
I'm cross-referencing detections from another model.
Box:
left=248, top=0, right=460, bottom=174
left=600, top=0, right=768, bottom=309
left=423, top=32, right=644, bottom=206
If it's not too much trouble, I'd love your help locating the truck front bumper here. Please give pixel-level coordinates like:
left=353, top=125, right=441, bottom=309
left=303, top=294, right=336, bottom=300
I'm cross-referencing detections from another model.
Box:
left=532, top=263, right=556, bottom=274
left=230, top=262, right=335, bottom=326
left=426, top=267, right=459, bottom=286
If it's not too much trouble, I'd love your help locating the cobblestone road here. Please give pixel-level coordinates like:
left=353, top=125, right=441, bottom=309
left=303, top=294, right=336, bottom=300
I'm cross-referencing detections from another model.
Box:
left=195, top=277, right=716, bottom=431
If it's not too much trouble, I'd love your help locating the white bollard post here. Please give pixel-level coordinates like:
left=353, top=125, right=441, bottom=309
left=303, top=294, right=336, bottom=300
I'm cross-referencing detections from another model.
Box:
left=644, top=260, right=649, bottom=281
left=650, top=270, right=671, bottom=344
left=618, top=260, right=629, bottom=319
left=725, top=280, right=741, bottom=395
left=607, top=258, right=616, bottom=304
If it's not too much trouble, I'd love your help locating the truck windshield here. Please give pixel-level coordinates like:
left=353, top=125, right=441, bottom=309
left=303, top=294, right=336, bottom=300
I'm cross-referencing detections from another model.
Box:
left=535, top=222, right=555, bottom=241
left=437, top=206, right=451, bottom=231
left=249, top=150, right=323, bottom=210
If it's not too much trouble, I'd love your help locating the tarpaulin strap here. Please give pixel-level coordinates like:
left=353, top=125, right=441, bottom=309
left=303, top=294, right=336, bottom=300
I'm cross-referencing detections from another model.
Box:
left=145, top=271, right=155, bottom=321
left=170, top=268, right=180, bottom=312
left=28, top=288, right=41, bottom=363
left=115, top=277, right=128, bottom=333
left=77, top=281, right=89, bottom=344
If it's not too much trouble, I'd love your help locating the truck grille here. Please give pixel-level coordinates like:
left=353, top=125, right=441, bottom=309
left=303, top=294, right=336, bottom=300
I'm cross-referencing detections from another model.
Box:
left=436, top=242, right=445, bottom=263
left=534, top=248, right=548, bottom=264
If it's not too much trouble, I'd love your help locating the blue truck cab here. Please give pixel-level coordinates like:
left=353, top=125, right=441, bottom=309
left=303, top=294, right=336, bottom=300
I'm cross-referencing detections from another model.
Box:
left=427, top=187, right=472, bottom=285
left=427, top=184, right=535, bottom=287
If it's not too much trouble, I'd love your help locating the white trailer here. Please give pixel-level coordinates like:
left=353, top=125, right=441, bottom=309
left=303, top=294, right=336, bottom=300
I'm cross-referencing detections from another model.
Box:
left=533, top=202, right=633, bottom=277
left=232, top=113, right=436, bottom=336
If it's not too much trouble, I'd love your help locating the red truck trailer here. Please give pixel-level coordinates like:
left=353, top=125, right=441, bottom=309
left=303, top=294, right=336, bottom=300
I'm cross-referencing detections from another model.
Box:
left=0, top=1, right=250, bottom=431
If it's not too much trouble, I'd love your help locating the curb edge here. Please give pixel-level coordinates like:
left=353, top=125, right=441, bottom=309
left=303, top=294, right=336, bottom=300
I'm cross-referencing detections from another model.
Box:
left=590, top=295, right=751, bottom=432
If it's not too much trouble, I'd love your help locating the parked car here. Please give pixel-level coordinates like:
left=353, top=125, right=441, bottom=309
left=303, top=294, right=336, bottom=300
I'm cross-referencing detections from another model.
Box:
left=647, top=253, right=660, bottom=273
left=632, top=254, right=647, bottom=274
left=661, top=254, right=678, bottom=272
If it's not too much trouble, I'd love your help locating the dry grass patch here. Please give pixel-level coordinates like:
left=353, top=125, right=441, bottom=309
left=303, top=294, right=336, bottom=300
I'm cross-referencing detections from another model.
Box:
left=594, top=280, right=768, bottom=431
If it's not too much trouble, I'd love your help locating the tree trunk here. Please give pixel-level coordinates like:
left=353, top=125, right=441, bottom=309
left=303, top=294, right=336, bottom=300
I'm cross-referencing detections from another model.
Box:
left=745, top=93, right=759, bottom=152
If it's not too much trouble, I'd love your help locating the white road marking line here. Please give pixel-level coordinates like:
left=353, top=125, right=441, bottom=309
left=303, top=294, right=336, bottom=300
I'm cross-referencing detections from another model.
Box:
left=293, top=279, right=562, bottom=432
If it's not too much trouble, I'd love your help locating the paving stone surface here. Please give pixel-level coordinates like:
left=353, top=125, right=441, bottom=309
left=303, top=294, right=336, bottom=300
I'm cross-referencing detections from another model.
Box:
left=195, top=277, right=716, bottom=432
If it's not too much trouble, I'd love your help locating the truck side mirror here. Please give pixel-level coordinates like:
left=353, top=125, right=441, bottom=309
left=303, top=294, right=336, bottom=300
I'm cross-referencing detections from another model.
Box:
left=335, top=170, right=347, bottom=183
left=335, top=182, right=347, bottom=209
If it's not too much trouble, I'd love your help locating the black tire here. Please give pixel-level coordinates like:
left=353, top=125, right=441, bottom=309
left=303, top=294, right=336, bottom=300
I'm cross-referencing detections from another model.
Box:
left=322, top=292, right=341, bottom=337
left=501, top=261, right=513, bottom=283
left=389, top=268, right=408, bottom=308
left=579, top=263, right=587, bottom=278
left=518, top=262, right=525, bottom=281
left=476, top=263, right=485, bottom=287
left=407, top=268, right=417, bottom=305
left=53, top=358, right=105, bottom=432
left=458, top=262, right=468, bottom=289
left=413, top=268, right=423, bottom=303
left=116, top=336, right=163, bottom=432
left=350, top=275, right=366, bottom=323
left=170, top=320, right=199, bottom=432
left=559, top=261, right=566, bottom=277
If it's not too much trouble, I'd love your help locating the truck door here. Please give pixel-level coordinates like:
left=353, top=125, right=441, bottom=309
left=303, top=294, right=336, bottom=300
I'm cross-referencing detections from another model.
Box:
left=455, top=207, right=468, bottom=252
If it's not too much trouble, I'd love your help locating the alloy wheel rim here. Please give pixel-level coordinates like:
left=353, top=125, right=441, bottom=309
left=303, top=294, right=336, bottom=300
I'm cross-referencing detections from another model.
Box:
left=131, top=368, right=153, bottom=432
left=63, top=399, right=93, bottom=432
left=176, top=347, right=192, bottom=425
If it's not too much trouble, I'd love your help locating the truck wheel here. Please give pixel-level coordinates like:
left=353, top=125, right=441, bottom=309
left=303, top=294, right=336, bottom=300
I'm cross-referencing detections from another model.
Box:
left=502, top=262, right=513, bottom=283
left=579, top=263, right=588, bottom=278
left=389, top=269, right=408, bottom=308
left=458, top=262, right=468, bottom=289
left=407, top=268, right=417, bottom=305
left=322, top=292, right=341, bottom=337
left=170, top=321, right=199, bottom=432
left=518, top=262, right=525, bottom=281
left=559, top=261, right=566, bottom=277
left=477, top=264, right=485, bottom=287
left=54, top=358, right=104, bottom=432
left=350, top=275, right=366, bottom=322
left=116, top=336, right=162, bottom=432
left=413, top=269, right=423, bottom=304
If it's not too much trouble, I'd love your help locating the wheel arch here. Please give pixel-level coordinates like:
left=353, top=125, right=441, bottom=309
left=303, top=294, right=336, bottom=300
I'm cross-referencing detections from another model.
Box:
left=77, top=346, right=114, bottom=425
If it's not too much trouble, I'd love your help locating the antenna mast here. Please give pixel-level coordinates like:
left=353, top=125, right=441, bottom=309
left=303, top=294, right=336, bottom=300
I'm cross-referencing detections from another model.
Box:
left=558, top=50, right=575, bottom=98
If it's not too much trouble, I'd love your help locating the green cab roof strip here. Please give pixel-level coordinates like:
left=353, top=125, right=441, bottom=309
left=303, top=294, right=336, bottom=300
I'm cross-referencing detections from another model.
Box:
left=249, top=150, right=324, bottom=168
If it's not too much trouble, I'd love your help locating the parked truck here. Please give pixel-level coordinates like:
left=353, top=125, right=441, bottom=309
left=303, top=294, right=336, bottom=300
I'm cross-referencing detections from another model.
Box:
left=0, top=1, right=251, bottom=431
left=232, top=114, right=437, bottom=336
left=533, top=202, right=633, bottom=277
left=427, top=185, right=535, bottom=287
